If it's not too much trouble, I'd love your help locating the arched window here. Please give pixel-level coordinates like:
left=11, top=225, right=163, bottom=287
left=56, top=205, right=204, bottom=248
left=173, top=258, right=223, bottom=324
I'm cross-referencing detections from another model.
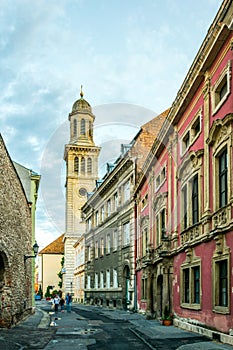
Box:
left=81, top=119, right=86, bottom=135
left=81, top=157, right=85, bottom=174
left=73, top=119, right=77, bottom=136
left=89, top=121, right=93, bottom=139
left=87, top=158, right=92, bottom=175
left=74, top=157, right=79, bottom=173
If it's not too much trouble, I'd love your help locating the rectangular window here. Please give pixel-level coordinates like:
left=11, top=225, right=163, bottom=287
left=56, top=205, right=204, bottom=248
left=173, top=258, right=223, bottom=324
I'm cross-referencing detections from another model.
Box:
left=184, top=268, right=190, bottom=303
left=95, top=241, right=98, bottom=258
left=182, top=265, right=201, bottom=307
left=219, top=260, right=228, bottom=307
left=191, top=116, right=201, bottom=139
left=87, top=218, right=92, bottom=231
left=107, top=199, right=111, bottom=216
left=192, top=175, right=199, bottom=224
left=182, top=185, right=188, bottom=229
left=156, top=215, right=160, bottom=246
left=123, top=221, right=130, bottom=246
left=219, top=149, right=228, bottom=208
left=106, top=233, right=111, bottom=254
left=95, top=211, right=99, bottom=226
left=106, top=270, right=110, bottom=288
left=182, top=131, right=190, bottom=153
left=113, top=229, right=118, bottom=251
left=87, top=275, right=91, bottom=289
left=124, top=180, right=130, bottom=202
left=100, top=237, right=104, bottom=256
left=101, top=205, right=105, bottom=222
left=95, top=273, right=98, bottom=289
left=161, top=208, right=166, bottom=238
left=193, top=266, right=200, bottom=304
left=87, top=245, right=91, bottom=261
left=113, top=269, right=118, bottom=288
left=142, top=227, right=148, bottom=256
left=100, top=272, right=104, bottom=288
left=141, top=278, right=147, bottom=299
left=114, top=193, right=118, bottom=211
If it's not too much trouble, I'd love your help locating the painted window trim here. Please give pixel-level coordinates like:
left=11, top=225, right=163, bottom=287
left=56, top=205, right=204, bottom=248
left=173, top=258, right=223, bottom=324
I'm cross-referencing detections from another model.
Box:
left=211, top=60, right=231, bottom=115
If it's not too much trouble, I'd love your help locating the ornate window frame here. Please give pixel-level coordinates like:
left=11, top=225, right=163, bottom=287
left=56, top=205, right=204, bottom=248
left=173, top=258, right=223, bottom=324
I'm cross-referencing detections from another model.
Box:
left=212, top=235, right=230, bottom=314
left=178, top=150, right=203, bottom=232
left=153, top=192, right=168, bottom=246
left=207, top=114, right=233, bottom=213
left=180, top=108, right=202, bottom=157
left=140, top=215, right=149, bottom=257
left=211, top=60, right=231, bottom=115
left=180, top=248, right=201, bottom=310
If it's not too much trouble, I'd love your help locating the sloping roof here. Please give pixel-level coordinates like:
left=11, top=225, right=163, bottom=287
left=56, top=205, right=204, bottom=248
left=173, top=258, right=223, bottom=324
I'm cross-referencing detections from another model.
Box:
left=131, top=108, right=170, bottom=172
left=39, top=234, right=64, bottom=255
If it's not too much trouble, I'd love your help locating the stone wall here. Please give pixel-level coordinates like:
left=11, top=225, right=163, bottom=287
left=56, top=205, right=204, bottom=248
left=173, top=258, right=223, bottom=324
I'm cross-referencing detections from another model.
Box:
left=0, top=135, right=32, bottom=327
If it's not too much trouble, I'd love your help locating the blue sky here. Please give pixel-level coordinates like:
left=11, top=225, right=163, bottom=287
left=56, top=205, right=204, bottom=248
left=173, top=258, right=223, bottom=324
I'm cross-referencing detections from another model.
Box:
left=0, top=0, right=222, bottom=248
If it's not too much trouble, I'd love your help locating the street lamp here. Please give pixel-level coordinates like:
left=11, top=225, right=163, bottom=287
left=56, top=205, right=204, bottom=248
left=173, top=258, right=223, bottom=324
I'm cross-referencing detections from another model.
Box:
left=24, top=241, right=39, bottom=262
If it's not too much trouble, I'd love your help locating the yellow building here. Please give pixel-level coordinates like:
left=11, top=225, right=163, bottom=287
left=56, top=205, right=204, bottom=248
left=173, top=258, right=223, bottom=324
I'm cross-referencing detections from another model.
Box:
left=38, top=234, right=64, bottom=297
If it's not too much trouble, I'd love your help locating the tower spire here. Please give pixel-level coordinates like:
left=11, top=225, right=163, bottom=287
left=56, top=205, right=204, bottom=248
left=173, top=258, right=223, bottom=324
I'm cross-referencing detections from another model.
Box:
left=80, top=85, right=84, bottom=99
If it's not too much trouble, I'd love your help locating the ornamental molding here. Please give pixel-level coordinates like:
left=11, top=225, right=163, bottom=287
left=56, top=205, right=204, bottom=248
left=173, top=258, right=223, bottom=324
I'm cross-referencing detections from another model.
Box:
left=140, top=215, right=149, bottom=228
left=206, top=113, right=233, bottom=147
left=177, top=149, right=204, bottom=184
left=153, top=192, right=168, bottom=212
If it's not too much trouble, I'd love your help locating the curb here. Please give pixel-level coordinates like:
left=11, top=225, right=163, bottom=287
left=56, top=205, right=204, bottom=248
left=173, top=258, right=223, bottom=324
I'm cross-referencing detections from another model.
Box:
left=130, top=328, right=157, bottom=350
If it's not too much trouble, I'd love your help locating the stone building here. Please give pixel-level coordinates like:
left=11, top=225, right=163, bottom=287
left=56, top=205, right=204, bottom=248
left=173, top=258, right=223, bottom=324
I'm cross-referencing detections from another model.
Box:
left=0, top=135, right=36, bottom=327
left=135, top=0, right=233, bottom=340
left=13, top=161, right=41, bottom=305
left=63, top=89, right=100, bottom=295
left=82, top=112, right=167, bottom=309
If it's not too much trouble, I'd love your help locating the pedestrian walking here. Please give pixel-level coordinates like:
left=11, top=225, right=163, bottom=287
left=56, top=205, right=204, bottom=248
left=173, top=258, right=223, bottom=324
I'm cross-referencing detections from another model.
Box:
left=53, top=294, right=60, bottom=313
left=59, top=296, right=65, bottom=312
left=65, top=293, right=72, bottom=313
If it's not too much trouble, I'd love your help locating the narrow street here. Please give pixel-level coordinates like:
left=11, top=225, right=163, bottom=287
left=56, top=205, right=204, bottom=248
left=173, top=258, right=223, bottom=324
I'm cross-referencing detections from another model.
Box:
left=0, top=301, right=232, bottom=349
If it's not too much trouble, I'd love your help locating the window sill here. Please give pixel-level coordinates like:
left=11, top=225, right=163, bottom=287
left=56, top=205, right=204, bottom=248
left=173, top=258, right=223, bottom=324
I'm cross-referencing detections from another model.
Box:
left=181, top=303, right=201, bottom=310
left=213, top=306, right=230, bottom=314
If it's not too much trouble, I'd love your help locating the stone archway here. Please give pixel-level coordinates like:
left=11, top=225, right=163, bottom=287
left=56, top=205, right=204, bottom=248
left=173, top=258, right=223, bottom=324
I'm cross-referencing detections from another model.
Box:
left=157, top=274, right=163, bottom=318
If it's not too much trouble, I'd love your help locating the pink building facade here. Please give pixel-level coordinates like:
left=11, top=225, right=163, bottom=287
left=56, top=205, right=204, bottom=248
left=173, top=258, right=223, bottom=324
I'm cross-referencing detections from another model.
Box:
left=135, top=0, right=233, bottom=336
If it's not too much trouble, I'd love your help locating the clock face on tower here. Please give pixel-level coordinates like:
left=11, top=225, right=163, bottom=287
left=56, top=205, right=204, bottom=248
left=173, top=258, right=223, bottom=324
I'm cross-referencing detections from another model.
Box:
left=79, top=187, right=87, bottom=197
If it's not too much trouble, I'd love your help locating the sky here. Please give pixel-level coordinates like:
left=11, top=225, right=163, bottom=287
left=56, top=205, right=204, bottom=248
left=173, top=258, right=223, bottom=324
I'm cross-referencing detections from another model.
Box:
left=0, top=0, right=223, bottom=249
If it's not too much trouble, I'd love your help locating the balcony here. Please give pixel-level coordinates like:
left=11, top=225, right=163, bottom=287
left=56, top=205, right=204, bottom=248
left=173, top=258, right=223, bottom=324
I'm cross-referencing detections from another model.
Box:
left=180, top=224, right=201, bottom=246
left=212, top=204, right=232, bottom=230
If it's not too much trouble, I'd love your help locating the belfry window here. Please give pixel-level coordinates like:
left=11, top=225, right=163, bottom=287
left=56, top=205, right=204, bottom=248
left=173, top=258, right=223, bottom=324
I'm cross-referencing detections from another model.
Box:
left=81, top=157, right=85, bottom=174
left=89, top=121, right=93, bottom=138
left=87, top=158, right=92, bottom=175
left=73, top=119, right=77, bottom=136
left=74, top=157, right=79, bottom=173
left=81, top=119, right=86, bottom=135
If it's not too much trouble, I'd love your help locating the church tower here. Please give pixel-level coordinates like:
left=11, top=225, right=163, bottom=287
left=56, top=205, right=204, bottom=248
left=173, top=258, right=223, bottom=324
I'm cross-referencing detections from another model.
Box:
left=63, top=88, right=100, bottom=294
